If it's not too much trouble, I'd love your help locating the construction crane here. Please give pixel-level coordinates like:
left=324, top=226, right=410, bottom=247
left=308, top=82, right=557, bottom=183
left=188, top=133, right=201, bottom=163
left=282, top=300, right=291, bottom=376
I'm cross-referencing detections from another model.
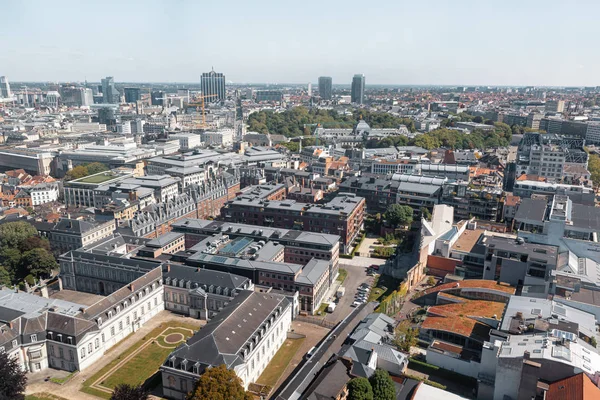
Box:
left=187, top=94, right=219, bottom=129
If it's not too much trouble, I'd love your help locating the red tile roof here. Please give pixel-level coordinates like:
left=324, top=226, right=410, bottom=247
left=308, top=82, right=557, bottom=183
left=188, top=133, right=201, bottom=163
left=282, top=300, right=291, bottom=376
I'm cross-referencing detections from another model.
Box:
left=547, top=373, right=600, bottom=400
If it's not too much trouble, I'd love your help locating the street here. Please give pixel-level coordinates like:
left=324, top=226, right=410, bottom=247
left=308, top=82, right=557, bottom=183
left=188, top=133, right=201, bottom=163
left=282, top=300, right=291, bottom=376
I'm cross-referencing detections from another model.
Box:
left=273, top=301, right=377, bottom=400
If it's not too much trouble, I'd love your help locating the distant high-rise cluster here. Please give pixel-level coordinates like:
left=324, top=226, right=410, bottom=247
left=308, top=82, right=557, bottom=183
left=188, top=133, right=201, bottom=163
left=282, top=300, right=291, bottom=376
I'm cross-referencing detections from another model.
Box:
left=318, top=76, right=332, bottom=100
left=101, top=76, right=119, bottom=104
left=351, top=74, right=365, bottom=104
left=124, top=87, right=141, bottom=103
left=201, top=69, right=226, bottom=102
left=0, top=76, right=12, bottom=98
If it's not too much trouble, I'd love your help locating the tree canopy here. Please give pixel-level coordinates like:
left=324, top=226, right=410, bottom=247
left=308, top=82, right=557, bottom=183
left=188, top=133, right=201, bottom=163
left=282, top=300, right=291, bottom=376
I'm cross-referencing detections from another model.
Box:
left=247, top=107, right=416, bottom=138
left=369, top=369, right=395, bottom=400
left=384, top=204, right=414, bottom=226
left=110, top=384, right=149, bottom=400
left=187, top=364, right=252, bottom=400
left=65, top=162, right=109, bottom=181
left=0, top=222, right=56, bottom=285
left=588, top=152, right=600, bottom=188
left=0, top=350, right=27, bottom=400
left=347, top=377, right=374, bottom=400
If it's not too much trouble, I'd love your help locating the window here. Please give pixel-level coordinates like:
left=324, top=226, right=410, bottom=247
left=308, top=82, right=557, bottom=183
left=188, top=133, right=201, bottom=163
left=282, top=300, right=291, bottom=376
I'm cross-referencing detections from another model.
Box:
left=111, top=327, right=115, bottom=337
left=69, top=350, right=74, bottom=361
left=12, top=340, right=17, bottom=348
left=88, top=343, right=92, bottom=353
left=119, top=321, right=123, bottom=331
left=81, top=348, right=86, bottom=359
left=95, top=339, right=99, bottom=349
left=126, top=316, right=130, bottom=325
left=30, top=334, right=37, bottom=342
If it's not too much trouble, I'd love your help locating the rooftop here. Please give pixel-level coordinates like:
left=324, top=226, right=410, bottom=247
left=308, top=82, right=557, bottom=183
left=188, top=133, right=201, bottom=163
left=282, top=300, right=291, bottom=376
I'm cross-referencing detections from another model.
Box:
left=423, top=279, right=516, bottom=296
left=451, top=229, right=485, bottom=253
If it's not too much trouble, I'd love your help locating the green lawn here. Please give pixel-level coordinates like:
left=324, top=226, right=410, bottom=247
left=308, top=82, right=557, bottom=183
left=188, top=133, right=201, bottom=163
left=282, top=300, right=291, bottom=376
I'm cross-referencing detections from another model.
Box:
left=81, top=321, right=200, bottom=399
left=315, top=302, right=329, bottom=315
left=336, top=268, right=348, bottom=283
left=369, top=274, right=401, bottom=302
left=49, top=370, right=77, bottom=384
left=102, top=342, right=174, bottom=389
left=256, top=338, right=305, bottom=388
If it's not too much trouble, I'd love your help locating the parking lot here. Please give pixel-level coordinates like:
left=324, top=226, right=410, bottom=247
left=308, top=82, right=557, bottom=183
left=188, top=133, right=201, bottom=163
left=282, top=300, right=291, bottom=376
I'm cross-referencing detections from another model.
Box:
left=323, top=261, right=380, bottom=323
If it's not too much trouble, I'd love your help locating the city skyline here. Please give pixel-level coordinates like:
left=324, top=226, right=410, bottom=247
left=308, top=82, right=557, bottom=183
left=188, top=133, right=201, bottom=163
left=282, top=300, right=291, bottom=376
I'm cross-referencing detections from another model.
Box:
left=2, top=1, right=600, bottom=86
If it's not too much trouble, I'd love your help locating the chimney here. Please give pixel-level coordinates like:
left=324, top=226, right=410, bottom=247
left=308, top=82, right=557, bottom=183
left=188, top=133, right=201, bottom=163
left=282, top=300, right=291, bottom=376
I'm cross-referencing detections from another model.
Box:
left=130, top=284, right=135, bottom=292
left=524, top=350, right=530, bottom=360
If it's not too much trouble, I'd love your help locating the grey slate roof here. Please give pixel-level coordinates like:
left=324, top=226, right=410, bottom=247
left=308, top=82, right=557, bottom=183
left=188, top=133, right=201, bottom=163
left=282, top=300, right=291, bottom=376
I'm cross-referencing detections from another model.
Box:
left=164, top=264, right=250, bottom=290
left=165, top=291, right=289, bottom=372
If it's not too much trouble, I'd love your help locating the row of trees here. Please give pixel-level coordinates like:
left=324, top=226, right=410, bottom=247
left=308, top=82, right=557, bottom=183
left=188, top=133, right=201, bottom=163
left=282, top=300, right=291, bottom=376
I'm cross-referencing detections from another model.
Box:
left=347, top=369, right=396, bottom=400
left=64, top=162, right=109, bottom=181
left=0, top=222, right=57, bottom=286
left=247, top=107, right=416, bottom=138
left=588, top=152, right=600, bottom=188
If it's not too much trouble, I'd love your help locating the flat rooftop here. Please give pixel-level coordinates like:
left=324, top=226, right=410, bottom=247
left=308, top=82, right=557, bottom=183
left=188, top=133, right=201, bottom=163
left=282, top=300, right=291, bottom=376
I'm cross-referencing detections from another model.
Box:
left=0, top=289, right=85, bottom=320
left=49, top=289, right=106, bottom=307
left=451, top=229, right=485, bottom=253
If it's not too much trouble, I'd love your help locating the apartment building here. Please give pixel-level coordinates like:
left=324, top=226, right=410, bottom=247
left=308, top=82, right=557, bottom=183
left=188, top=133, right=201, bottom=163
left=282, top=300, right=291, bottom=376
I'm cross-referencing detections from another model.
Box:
left=222, top=193, right=365, bottom=253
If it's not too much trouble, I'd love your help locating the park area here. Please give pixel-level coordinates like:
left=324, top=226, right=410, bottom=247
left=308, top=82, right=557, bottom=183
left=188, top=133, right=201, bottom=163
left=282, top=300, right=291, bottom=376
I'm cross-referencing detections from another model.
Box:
left=81, top=322, right=199, bottom=399
left=256, top=337, right=305, bottom=390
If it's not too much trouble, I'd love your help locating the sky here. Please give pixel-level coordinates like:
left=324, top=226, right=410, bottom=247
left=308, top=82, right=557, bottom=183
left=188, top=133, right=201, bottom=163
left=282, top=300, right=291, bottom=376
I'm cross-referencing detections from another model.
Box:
left=1, top=0, right=599, bottom=86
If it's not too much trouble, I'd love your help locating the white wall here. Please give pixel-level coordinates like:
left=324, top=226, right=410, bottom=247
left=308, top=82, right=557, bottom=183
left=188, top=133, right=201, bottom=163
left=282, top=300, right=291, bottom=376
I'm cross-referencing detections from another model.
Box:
left=426, top=349, right=481, bottom=379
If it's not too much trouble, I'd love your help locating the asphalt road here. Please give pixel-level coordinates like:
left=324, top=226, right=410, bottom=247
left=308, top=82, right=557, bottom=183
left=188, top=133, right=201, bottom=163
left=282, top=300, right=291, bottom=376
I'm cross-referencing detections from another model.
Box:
left=324, top=262, right=376, bottom=323
left=273, top=301, right=377, bottom=400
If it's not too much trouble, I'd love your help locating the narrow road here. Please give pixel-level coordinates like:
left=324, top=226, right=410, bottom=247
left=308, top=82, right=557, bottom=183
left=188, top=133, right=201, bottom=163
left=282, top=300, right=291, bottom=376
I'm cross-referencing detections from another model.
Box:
left=273, top=302, right=377, bottom=400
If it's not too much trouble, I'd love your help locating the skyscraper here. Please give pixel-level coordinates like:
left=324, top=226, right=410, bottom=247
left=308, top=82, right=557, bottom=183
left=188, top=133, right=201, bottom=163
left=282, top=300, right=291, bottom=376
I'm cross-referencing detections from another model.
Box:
left=351, top=74, right=365, bottom=104
left=101, top=76, right=118, bottom=104
left=201, top=69, right=226, bottom=102
left=124, top=87, right=141, bottom=103
left=318, top=76, right=332, bottom=100
left=0, top=76, right=12, bottom=98
left=151, top=91, right=164, bottom=106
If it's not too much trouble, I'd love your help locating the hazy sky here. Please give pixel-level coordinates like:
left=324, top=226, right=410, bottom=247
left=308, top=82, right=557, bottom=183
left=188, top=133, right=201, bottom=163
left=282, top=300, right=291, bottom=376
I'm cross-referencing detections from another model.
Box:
left=2, top=0, right=599, bottom=85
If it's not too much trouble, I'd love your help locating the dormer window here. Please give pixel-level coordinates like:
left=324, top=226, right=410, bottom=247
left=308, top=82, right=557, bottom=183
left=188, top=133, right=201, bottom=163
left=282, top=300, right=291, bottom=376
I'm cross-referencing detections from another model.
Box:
left=193, top=362, right=200, bottom=374
left=170, top=356, right=176, bottom=368
left=30, top=334, right=37, bottom=343
left=123, top=301, right=128, bottom=308
left=98, top=318, right=103, bottom=326
left=67, top=337, right=73, bottom=345
left=48, top=332, right=53, bottom=340
left=108, top=311, right=113, bottom=319
left=181, top=359, right=188, bottom=371
left=116, top=306, right=120, bottom=313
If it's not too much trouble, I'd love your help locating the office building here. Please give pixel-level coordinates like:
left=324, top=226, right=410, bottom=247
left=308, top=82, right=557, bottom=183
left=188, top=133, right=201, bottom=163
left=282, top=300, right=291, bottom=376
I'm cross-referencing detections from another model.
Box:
left=0, top=75, right=11, bottom=98
left=124, top=87, right=141, bottom=103
left=255, top=90, right=283, bottom=103
left=586, top=121, right=600, bottom=144
left=200, top=69, right=226, bottom=102
left=151, top=90, right=164, bottom=106
left=101, top=76, right=118, bottom=104
left=351, top=74, right=365, bottom=104
left=318, top=76, right=332, bottom=100
left=546, top=100, right=565, bottom=113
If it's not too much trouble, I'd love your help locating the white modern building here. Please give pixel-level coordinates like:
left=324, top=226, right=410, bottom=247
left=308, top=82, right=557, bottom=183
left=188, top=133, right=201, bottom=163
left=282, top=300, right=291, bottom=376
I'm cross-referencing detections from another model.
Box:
left=29, top=182, right=60, bottom=205
left=170, top=132, right=201, bottom=151
left=202, top=130, right=234, bottom=147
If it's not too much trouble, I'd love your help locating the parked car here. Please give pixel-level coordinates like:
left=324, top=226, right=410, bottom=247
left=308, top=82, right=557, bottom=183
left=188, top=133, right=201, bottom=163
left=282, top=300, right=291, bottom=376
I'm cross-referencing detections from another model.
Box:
left=351, top=301, right=362, bottom=307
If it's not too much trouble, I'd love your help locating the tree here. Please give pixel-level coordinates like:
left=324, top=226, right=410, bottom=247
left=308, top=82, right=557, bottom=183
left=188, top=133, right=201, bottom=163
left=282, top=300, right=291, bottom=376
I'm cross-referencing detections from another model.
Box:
left=384, top=204, right=414, bottom=226
left=19, top=236, right=51, bottom=253
left=64, top=165, right=89, bottom=181
left=588, top=153, right=600, bottom=188
left=187, top=364, right=252, bottom=400
left=0, top=222, right=38, bottom=249
left=395, top=328, right=418, bottom=353
left=110, top=384, right=148, bottom=400
left=20, top=248, right=57, bottom=279
left=85, top=162, right=109, bottom=175
left=420, top=207, right=432, bottom=221
left=347, top=377, right=373, bottom=400
left=0, top=350, right=27, bottom=400
left=369, top=369, right=395, bottom=400
left=427, top=276, right=436, bottom=286
left=0, top=266, right=11, bottom=286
